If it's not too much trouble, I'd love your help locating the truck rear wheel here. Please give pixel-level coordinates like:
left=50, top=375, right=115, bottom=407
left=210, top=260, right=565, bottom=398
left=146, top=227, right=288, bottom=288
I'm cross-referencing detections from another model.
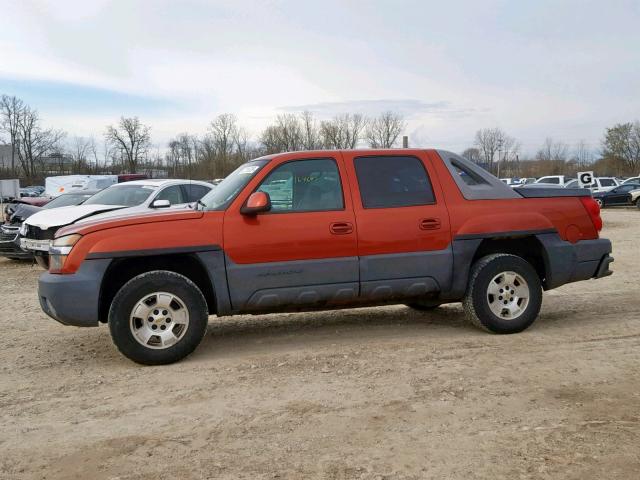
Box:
left=463, top=254, right=542, bottom=334
left=108, top=270, right=209, bottom=365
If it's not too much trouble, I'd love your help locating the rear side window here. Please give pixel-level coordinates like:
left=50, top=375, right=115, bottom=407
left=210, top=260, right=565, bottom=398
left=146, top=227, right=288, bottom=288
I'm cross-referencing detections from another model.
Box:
left=354, top=156, right=435, bottom=208
left=183, top=184, right=211, bottom=202
left=600, top=179, right=616, bottom=187
left=156, top=185, right=186, bottom=204
left=257, top=158, right=344, bottom=212
left=451, top=160, right=489, bottom=186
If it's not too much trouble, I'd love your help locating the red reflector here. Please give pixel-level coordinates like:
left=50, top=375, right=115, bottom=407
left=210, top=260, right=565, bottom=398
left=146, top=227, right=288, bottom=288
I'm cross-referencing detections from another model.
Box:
left=580, top=197, right=603, bottom=232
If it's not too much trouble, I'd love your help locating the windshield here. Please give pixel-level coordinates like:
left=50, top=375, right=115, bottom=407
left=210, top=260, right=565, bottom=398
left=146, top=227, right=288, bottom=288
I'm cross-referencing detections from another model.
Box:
left=199, top=159, right=269, bottom=210
left=43, top=193, right=95, bottom=209
left=83, top=185, right=157, bottom=207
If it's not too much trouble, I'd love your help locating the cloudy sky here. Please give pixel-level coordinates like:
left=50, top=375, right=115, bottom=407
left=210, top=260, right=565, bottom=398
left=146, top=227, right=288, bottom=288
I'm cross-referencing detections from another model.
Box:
left=1, top=0, right=639, bottom=155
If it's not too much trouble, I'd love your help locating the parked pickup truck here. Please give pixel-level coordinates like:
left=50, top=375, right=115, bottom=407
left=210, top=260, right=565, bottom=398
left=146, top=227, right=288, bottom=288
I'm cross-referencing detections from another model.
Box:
left=37, top=149, right=613, bottom=365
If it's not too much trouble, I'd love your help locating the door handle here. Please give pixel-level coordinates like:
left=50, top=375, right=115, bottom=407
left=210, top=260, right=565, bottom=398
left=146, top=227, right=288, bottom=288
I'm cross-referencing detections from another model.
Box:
left=330, top=222, right=353, bottom=235
left=419, top=218, right=441, bottom=230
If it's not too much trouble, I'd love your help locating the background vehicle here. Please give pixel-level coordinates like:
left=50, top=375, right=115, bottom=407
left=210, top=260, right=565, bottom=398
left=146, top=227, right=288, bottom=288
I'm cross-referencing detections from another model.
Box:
left=36, top=149, right=612, bottom=365
left=1, top=190, right=100, bottom=260
left=21, top=179, right=213, bottom=267
left=622, top=176, right=640, bottom=185
left=44, top=175, right=118, bottom=197
left=534, top=175, right=575, bottom=187
left=117, top=174, right=149, bottom=182
left=589, top=177, right=619, bottom=193
left=592, top=183, right=640, bottom=207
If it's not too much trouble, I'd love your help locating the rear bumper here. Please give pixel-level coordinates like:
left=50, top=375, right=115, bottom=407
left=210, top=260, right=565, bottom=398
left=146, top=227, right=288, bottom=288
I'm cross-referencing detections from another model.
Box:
left=38, top=259, right=111, bottom=327
left=538, top=234, right=613, bottom=289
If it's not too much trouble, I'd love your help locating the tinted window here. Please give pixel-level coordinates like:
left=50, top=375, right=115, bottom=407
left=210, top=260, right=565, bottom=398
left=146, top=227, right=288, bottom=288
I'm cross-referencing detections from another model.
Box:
left=354, top=156, right=435, bottom=208
left=155, top=185, right=186, bottom=204
left=539, top=177, right=560, bottom=184
left=257, top=158, right=343, bottom=212
left=450, top=160, right=489, bottom=186
left=600, top=179, right=616, bottom=187
left=84, top=185, right=156, bottom=207
left=183, top=184, right=212, bottom=202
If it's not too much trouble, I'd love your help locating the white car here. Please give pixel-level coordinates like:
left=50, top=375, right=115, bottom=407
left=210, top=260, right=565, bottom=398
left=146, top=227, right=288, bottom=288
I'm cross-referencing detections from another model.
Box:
left=534, top=175, right=575, bottom=187
left=564, top=177, right=619, bottom=193
left=622, top=176, right=640, bottom=185
left=20, top=179, right=213, bottom=262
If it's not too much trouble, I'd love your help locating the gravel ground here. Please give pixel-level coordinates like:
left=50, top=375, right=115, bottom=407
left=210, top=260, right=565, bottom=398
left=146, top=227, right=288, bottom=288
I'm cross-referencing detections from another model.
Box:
left=1, top=209, right=639, bottom=480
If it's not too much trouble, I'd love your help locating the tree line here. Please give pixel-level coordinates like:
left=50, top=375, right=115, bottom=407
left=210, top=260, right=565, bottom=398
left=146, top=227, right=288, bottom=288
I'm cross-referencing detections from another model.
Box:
left=1, top=93, right=639, bottom=183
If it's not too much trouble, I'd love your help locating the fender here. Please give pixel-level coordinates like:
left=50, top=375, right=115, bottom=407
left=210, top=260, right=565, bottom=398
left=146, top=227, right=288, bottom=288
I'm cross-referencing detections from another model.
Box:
left=455, top=212, right=555, bottom=238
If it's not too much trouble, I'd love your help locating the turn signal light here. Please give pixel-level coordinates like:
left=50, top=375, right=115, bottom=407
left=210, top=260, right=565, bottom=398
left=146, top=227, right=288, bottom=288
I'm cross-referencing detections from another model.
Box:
left=48, top=234, right=82, bottom=273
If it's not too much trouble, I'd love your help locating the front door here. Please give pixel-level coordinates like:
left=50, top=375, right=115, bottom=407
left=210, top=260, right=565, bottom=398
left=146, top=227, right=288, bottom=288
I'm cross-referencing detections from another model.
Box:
left=223, top=154, right=359, bottom=311
left=342, top=152, right=452, bottom=301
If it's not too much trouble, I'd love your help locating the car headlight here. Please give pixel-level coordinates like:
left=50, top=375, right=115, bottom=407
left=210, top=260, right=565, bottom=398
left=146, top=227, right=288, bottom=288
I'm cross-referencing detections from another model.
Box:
left=49, top=234, right=82, bottom=273
left=19, top=222, right=27, bottom=236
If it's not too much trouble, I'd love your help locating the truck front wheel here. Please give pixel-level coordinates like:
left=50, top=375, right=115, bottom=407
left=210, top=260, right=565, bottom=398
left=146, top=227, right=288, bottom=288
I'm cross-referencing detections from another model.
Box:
left=463, top=254, right=542, bottom=334
left=108, top=270, right=209, bottom=365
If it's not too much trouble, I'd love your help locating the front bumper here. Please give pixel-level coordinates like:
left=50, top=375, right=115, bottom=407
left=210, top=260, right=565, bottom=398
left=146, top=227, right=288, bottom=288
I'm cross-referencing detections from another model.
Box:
left=38, top=259, right=111, bottom=327
left=539, top=234, right=613, bottom=289
left=0, top=226, right=32, bottom=259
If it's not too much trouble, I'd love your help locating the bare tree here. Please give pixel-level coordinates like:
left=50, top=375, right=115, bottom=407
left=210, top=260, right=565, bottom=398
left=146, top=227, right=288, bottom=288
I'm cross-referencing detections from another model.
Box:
left=320, top=114, right=367, bottom=149
left=572, top=140, right=593, bottom=169
left=300, top=111, right=322, bottom=150
left=105, top=117, right=151, bottom=173
left=259, top=114, right=304, bottom=154
left=474, top=127, right=519, bottom=175
left=207, top=113, right=245, bottom=176
left=474, top=128, right=503, bottom=173
left=69, top=136, right=95, bottom=173
left=536, top=138, right=568, bottom=162
left=365, top=111, right=405, bottom=148
left=461, top=147, right=482, bottom=164
left=15, top=106, right=66, bottom=180
left=0, top=95, right=25, bottom=174
left=602, top=122, right=640, bottom=174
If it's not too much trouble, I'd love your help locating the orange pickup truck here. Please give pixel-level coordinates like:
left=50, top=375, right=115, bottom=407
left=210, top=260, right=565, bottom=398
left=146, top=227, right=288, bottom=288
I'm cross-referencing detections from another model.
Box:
left=37, top=149, right=613, bottom=364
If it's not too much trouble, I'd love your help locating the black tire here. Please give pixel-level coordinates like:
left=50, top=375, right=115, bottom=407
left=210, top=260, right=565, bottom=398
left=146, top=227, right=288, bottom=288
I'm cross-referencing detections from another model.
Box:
left=463, top=254, right=542, bottom=334
left=108, top=270, right=209, bottom=365
left=405, top=300, right=442, bottom=311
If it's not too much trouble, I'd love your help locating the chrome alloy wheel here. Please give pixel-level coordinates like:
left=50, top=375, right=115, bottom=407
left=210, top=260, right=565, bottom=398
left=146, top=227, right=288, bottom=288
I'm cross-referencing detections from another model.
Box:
left=486, top=271, right=530, bottom=320
left=129, top=292, right=190, bottom=349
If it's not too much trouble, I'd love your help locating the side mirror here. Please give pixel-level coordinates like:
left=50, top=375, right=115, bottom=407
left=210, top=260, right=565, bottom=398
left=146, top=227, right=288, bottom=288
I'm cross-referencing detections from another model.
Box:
left=151, top=199, right=171, bottom=208
left=241, top=191, right=271, bottom=215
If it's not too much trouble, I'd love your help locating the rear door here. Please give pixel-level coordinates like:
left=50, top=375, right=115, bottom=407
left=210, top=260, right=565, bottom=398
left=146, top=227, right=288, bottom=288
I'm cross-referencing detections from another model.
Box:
left=342, top=152, right=452, bottom=301
left=223, top=154, right=359, bottom=311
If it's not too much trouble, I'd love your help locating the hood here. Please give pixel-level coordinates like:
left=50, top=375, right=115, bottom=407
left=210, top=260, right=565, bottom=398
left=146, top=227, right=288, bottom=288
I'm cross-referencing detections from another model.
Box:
left=9, top=203, right=42, bottom=223
left=57, top=208, right=206, bottom=237
left=75, top=202, right=192, bottom=224
left=24, top=204, right=127, bottom=230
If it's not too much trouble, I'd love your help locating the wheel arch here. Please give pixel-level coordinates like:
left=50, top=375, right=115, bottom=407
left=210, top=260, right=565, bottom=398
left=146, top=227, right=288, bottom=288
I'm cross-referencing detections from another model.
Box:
left=471, top=235, right=547, bottom=287
left=98, top=253, right=217, bottom=323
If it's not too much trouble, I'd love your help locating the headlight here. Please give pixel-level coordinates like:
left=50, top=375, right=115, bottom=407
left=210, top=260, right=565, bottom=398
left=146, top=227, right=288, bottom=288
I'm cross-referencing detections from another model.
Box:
left=49, top=234, right=82, bottom=273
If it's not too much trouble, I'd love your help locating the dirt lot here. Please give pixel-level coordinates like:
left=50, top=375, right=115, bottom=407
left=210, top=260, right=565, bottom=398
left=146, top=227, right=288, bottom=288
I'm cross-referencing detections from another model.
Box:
left=1, top=209, right=639, bottom=480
